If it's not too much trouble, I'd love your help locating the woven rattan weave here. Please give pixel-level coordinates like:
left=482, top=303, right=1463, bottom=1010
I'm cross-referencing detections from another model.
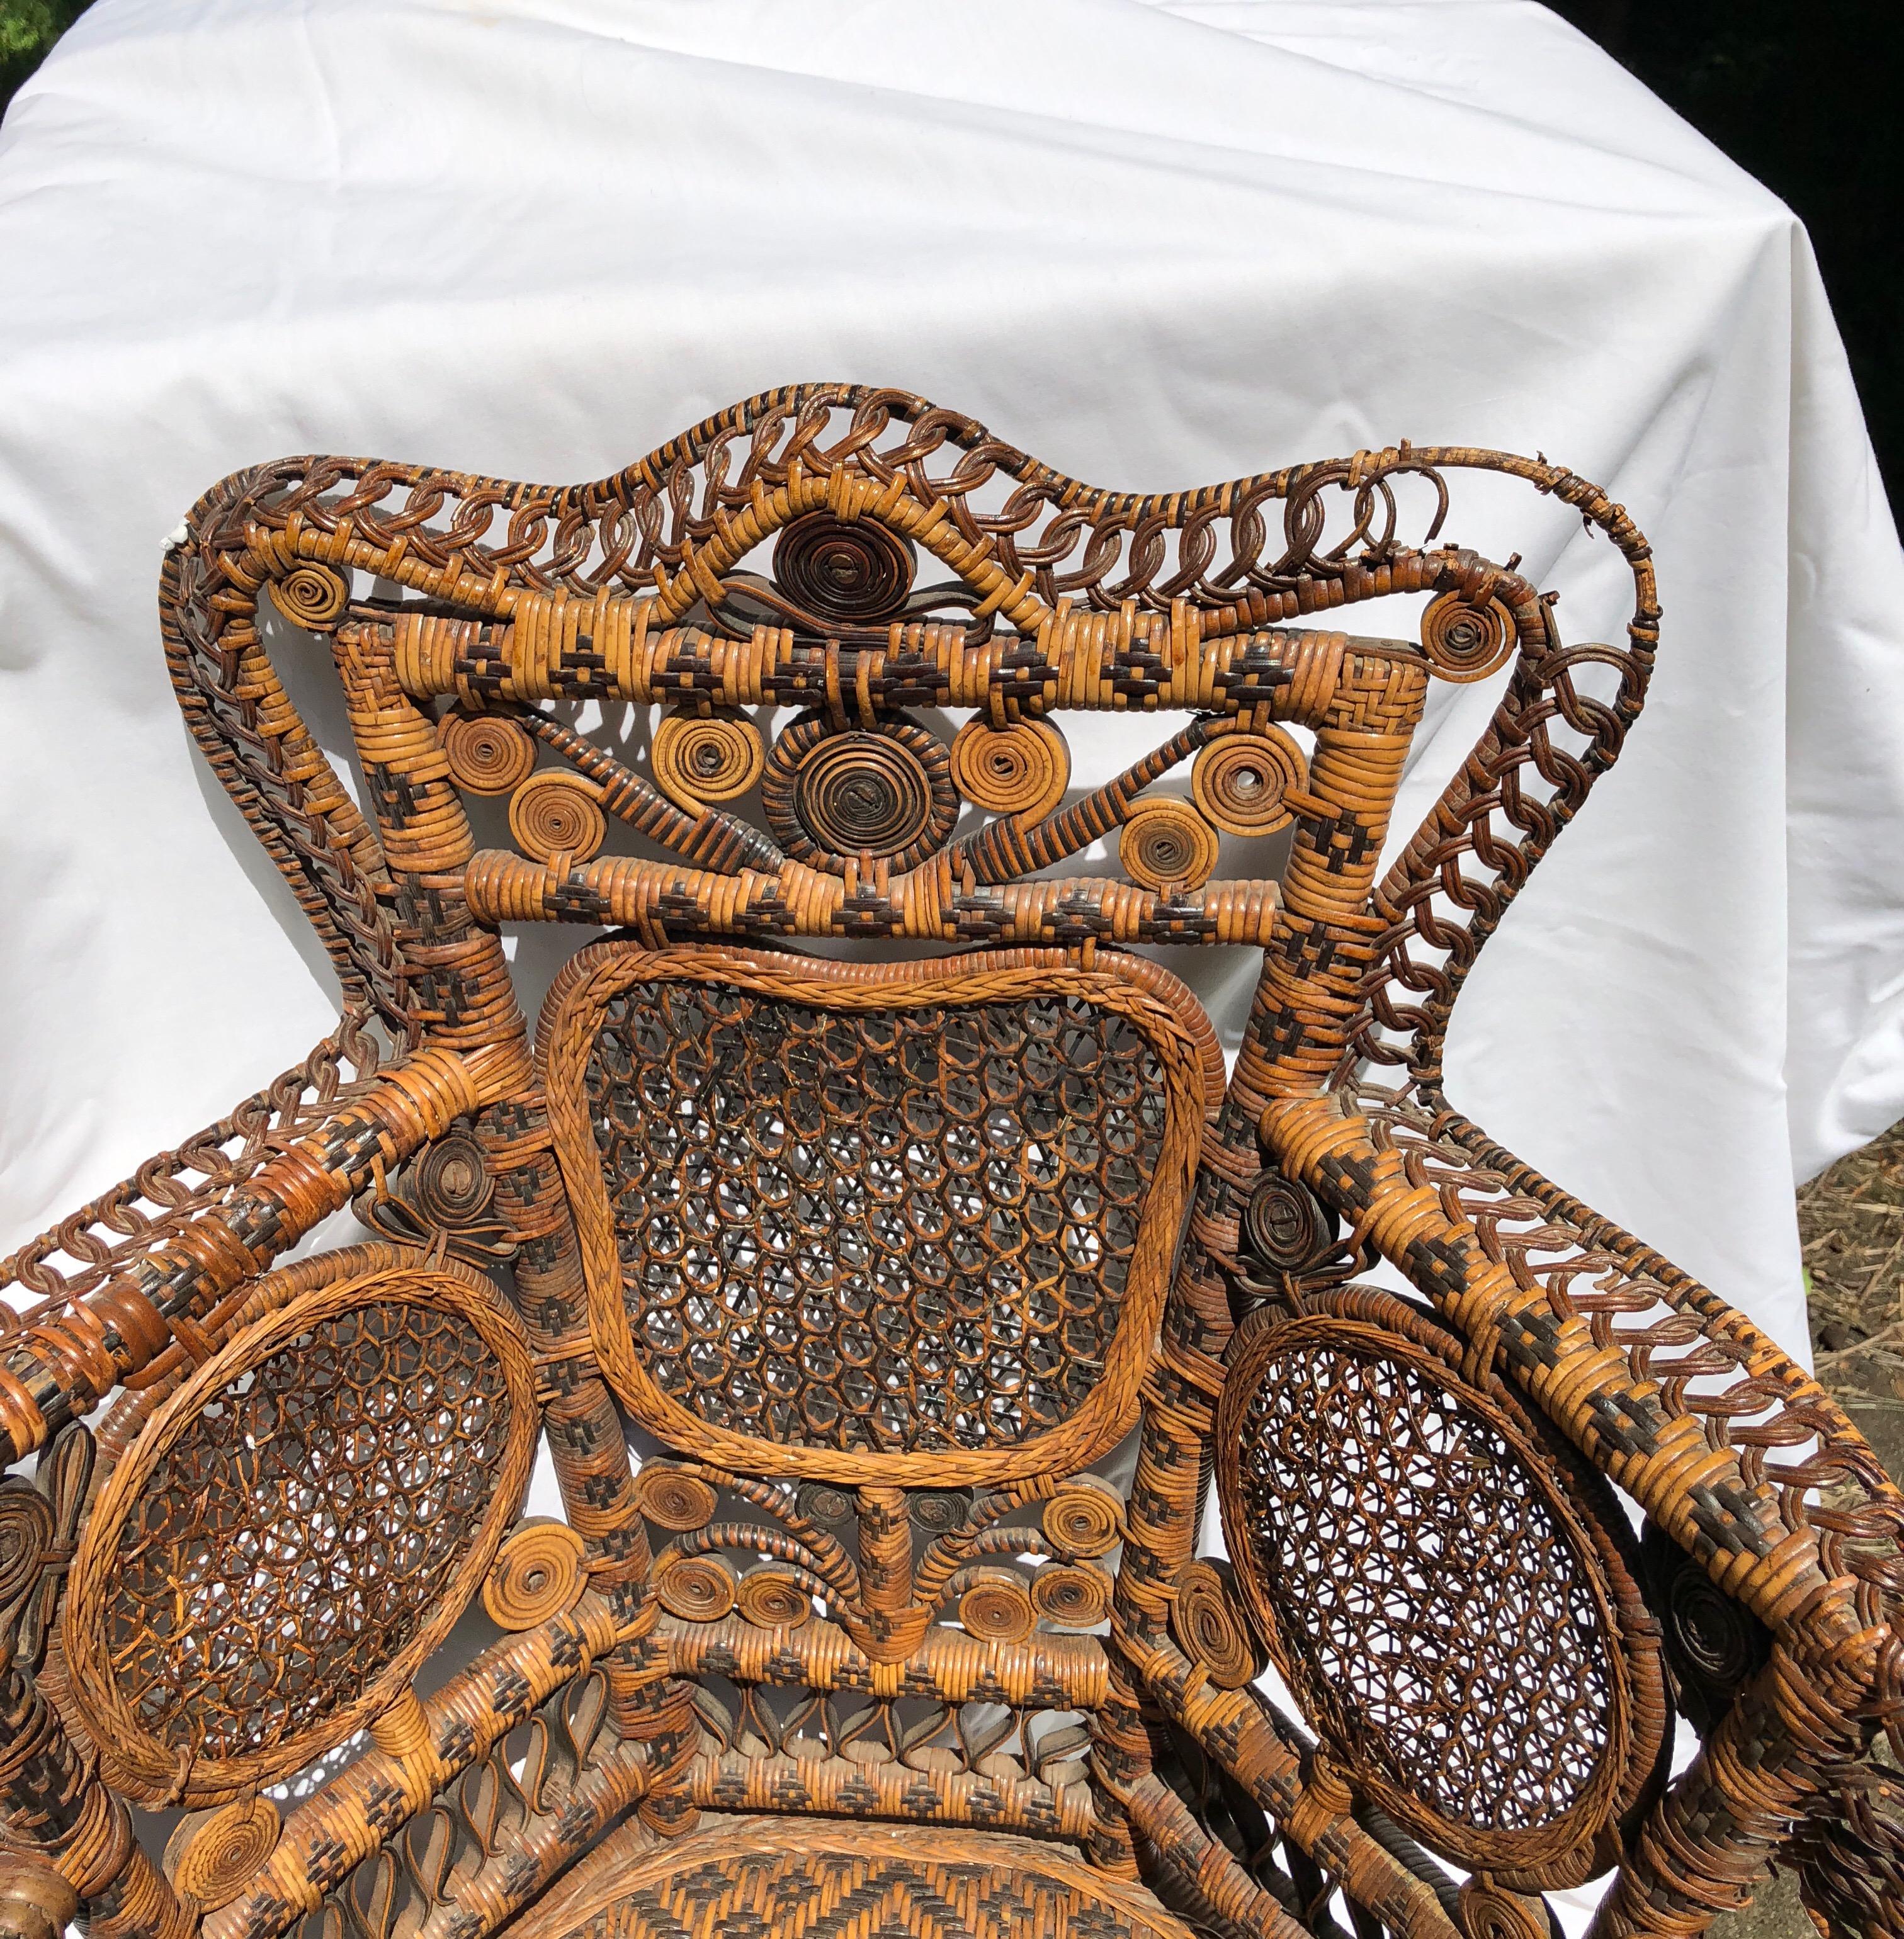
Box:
left=2, top=385, right=1898, bottom=1939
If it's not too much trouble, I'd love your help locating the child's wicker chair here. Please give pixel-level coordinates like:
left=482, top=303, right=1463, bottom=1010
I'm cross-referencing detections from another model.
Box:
left=3, top=387, right=1899, bottom=1939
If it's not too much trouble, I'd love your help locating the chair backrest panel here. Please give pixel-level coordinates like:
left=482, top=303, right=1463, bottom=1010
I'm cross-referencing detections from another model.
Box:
left=540, top=943, right=1223, bottom=1490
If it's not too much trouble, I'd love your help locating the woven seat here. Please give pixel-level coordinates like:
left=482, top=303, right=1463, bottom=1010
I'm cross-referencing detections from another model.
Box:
left=3, top=385, right=1901, bottom=1939
left=507, top=1818, right=1199, bottom=1939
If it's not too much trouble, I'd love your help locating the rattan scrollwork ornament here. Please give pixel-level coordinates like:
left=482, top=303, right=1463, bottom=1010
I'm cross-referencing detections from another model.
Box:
left=949, top=718, right=1071, bottom=821
left=441, top=708, right=537, bottom=795
left=735, top=1567, right=812, bottom=1630
left=163, top=1798, right=281, bottom=1912
left=651, top=709, right=765, bottom=807
left=655, top=1552, right=739, bottom=1623
left=1119, top=798, right=1219, bottom=892
left=1172, top=1559, right=1263, bottom=1691
left=959, top=1569, right=1038, bottom=1644
left=483, top=1517, right=589, bottom=1631
left=773, top=509, right=916, bottom=625
left=1030, top=1563, right=1112, bottom=1630
left=1419, top=587, right=1516, bottom=682
left=762, top=715, right=958, bottom=872
left=1191, top=729, right=1306, bottom=837
left=631, top=1464, right=719, bottom=1532
left=511, top=769, right=606, bottom=863
left=271, top=562, right=349, bottom=630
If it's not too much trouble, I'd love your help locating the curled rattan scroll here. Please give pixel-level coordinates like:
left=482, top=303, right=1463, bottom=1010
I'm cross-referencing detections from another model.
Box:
left=413, top=1129, right=493, bottom=1224
left=441, top=709, right=536, bottom=796
left=163, top=1798, right=281, bottom=1911
left=1456, top=1880, right=1553, bottom=1939
left=773, top=510, right=916, bottom=625
left=1030, top=1561, right=1111, bottom=1629
left=657, top=1552, right=739, bottom=1622
left=1420, top=590, right=1516, bottom=683
left=959, top=1568, right=1038, bottom=1644
left=482, top=1517, right=587, bottom=1630
left=1043, top=1478, right=1125, bottom=1559
left=735, top=1566, right=812, bottom=1630
left=631, top=1464, right=718, bottom=1532
left=510, top=770, right=607, bottom=864
left=1118, top=798, right=1218, bottom=893
left=651, top=711, right=765, bottom=807
left=61, top=1268, right=535, bottom=1806
left=1215, top=1291, right=1650, bottom=1880
left=949, top=719, right=1070, bottom=821
left=1172, top=1559, right=1262, bottom=1690
left=1191, top=730, right=1305, bottom=838
left=271, top=563, right=348, bottom=630
left=0, top=1477, right=53, bottom=1610
left=762, top=715, right=957, bottom=873
left=1240, top=1172, right=1339, bottom=1276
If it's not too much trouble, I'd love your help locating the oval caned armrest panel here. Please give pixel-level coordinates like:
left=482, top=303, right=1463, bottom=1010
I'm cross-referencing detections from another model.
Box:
left=538, top=944, right=1223, bottom=1489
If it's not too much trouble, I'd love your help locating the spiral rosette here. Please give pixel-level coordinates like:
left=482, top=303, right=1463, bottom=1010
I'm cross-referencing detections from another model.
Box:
left=1118, top=798, right=1219, bottom=893
left=1191, top=730, right=1306, bottom=838
left=510, top=770, right=607, bottom=864
left=1171, top=1559, right=1262, bottom=1690
left=163, top=1797, right=281, bottom=1911
left=271, top=563, right=349, bottom=630
left=958, top=1568, right=1038, bottom=1644
left=1043, top=1479, right=1125, bottom=1559
left=1240, top=1172, right=1339, bottom=1277
left=0, top=1476, right=54, bottom=1614
left=1638, top=1520, right=1770, bottom=1733
left=1029, top=1561, right=1112, bottom=1630
left=61, top=1269, right=535, bottom=1805
left=1420, top=589, right=1516, bottom=682
left=657, top=1551, right=739, bottom=1622
left=735, top=1566, right=813, bottom=1630
left=441, top=709, right=537, bottom=796
left=481, top=1517, right=587, bottom=1630
left=651, top=711, right=766, bottom=808
left=413, top=1129, right=494, bottom=1224
left=762, top=715, right=958, bottom=873
left=773, top=511, right=917, bottom=626
left=631, top=1464, right=718, bottom=1532
left=949, top=719, right=1071, bottom=821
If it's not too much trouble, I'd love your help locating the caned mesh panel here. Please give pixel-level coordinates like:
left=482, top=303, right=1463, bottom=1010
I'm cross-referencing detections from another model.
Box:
left=586, top=981, right=1169, bottom=1454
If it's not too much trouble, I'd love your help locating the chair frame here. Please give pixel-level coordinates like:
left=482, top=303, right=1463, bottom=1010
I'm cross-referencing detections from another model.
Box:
left=2, top=385, right=1898, bottom=1939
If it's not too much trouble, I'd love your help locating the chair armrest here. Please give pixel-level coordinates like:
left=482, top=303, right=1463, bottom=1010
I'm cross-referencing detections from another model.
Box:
left=0, top=1030, right=499, bottom=1461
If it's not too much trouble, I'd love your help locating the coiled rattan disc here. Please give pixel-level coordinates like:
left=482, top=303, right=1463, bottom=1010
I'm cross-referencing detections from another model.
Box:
left=762, top=715, right=958, bottom=873
left=164, top=1797, right=281, bottom=1911
left=510, top=770, right=607, bottom=864
left=1420, top=590, right=1516, bottom=682
left=651, top=711, right=765, bottom=807
left=441, top=709, right=537, bottom=796
left=482, top=1517, right=587, bottom=1630
left=272, top=563, right=348, bottom=630
left=1118, top=798, right=1219, bottom=892
left=949, top=719, right=1070, bottom=821
left=1191, top=730, right=1305, bottom=838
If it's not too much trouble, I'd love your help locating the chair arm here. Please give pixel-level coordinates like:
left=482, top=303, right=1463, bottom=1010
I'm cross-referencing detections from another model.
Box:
left=0, top=1037, right=506, bottom=1461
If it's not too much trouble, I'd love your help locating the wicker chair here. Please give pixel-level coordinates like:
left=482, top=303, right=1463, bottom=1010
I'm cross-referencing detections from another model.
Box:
left=3, top=386, right=1899, bottom=1939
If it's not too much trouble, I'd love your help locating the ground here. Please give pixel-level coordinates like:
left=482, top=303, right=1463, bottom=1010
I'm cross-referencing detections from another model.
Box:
left=1702, top=1121, right=1904, bottom=1936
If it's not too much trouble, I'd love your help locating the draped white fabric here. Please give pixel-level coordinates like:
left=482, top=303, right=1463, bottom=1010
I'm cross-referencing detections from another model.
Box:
left=3, top=0, right=1902, bottom=1374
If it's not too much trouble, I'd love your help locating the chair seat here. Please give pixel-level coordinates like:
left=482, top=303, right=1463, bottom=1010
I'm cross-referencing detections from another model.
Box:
left=512, top=1816, right=1201, bottom=1939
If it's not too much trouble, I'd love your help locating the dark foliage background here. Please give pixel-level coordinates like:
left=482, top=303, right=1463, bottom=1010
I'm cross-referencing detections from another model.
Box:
left=1548, top=0, right=1901, bottom=519
left=1, top=1, right=1898, bottom=517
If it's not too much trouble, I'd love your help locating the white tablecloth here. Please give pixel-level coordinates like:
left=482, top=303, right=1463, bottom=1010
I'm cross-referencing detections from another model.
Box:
left=4, top=0, right=1902, bottom=1368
